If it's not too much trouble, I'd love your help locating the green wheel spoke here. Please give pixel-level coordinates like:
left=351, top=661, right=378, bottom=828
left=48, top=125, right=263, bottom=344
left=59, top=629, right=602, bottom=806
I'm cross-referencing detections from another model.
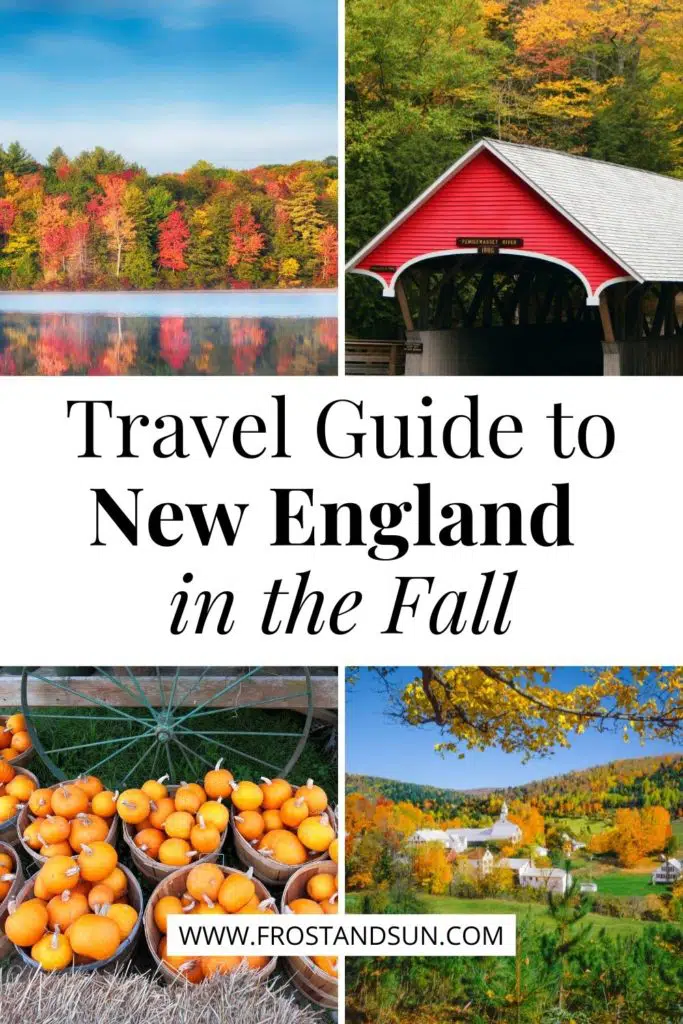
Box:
left=24, top=673, right=152, bottom=727
left=177, top=725, right=282, bottom=773
left=182, top=690, right=309, bottom=720
left=123, top=666, right=157, bottom=716
left=171, top=734, right=216, bottom=772
left=150, top=740, right=161, bottom=779
left=165, top=742, right=175, bottom=781
left=156, top=667, right=165, bottom=708
left=166, top=667, right=182, bottom=715
left=175, top=666, right=214, bottom=706
left=120, top=737, right=157, bottom=785
left=45, top=732, right=153, bottom=755
left=173, top=729, right=302, bottom=737
left=174, top=666, right=264, bottom=726
left=93, top=667, right=146, bottom=708
left=21, top=712, right=152, bottom=722
left=87, top=734, right=151, bottom=775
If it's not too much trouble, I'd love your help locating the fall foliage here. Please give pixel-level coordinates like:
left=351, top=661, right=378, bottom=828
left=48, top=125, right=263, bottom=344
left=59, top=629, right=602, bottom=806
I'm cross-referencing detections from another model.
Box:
left=0, top=145, right=338, bottom=289
left=346, top=0, right=683, bottom=338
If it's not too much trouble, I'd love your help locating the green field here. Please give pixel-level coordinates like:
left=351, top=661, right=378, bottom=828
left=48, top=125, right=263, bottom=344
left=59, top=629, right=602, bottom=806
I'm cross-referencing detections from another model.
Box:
left=595, top=872, right=654, bottom=897
left=346, top=892, right=667, bottom=937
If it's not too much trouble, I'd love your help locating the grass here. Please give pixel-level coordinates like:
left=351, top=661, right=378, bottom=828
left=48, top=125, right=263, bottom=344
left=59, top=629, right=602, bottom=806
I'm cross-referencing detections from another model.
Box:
left=3, top=703, right=337, bottom=794
left=595, top=872, right=654, bottom=897
left=346, top=892, right=663, bottom=937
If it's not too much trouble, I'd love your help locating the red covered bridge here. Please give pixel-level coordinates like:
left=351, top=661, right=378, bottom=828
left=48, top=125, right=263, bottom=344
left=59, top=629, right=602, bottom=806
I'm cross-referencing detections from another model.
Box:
left=346, top=139, right=683, bottom=375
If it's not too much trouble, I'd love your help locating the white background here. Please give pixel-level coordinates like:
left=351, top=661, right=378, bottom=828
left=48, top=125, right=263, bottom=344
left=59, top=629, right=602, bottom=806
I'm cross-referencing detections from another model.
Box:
left=0, top=375, right=679, bottom=664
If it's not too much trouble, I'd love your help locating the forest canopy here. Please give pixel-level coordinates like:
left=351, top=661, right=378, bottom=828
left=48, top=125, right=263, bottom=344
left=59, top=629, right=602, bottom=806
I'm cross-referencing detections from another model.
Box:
left=346, top=0, right=683, bottom=337
left=0, top=143, right=338, bottom=290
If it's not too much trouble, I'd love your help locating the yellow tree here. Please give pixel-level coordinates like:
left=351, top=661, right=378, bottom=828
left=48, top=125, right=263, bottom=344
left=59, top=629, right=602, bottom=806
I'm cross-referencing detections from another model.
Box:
left=395, top=667, right=683, bottom=758
left=411, top=841, right=452, bottom=894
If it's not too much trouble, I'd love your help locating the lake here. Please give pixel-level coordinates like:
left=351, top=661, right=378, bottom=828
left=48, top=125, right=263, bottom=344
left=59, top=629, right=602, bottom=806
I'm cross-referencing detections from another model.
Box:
left=0, top=290, right=338, bottom=376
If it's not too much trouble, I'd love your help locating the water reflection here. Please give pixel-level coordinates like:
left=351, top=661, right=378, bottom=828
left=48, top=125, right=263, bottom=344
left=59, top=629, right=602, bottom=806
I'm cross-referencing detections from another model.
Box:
left=0, top=313, right=338, bottom=376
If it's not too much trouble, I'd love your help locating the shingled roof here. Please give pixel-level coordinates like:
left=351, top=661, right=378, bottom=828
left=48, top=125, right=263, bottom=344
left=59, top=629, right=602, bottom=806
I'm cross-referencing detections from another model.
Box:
left=348, top=138, right=683, bottom=284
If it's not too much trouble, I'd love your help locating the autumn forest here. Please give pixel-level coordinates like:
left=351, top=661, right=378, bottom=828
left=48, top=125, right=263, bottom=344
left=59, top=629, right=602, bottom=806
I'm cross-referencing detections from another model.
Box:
left=0, top=143, right=338, bottom=291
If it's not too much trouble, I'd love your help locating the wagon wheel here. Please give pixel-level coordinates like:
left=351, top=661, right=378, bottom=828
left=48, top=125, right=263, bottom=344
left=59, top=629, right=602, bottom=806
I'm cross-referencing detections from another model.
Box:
left=20, top=667, right=314, bottom=788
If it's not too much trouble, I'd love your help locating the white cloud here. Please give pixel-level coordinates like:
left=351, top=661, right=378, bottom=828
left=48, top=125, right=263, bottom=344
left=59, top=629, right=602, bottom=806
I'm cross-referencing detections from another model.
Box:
left=0, top=102, right=337, bottom=171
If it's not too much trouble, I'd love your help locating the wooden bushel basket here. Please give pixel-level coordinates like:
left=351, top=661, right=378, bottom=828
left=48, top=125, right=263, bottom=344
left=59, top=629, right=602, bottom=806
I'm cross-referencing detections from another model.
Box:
left=280, top=860, right=338, bottom=1009
left=0, top=766, right=40, bottom=847
left=17, top=779, right=119, bottom=866
left=0, top=716, right=34, bottom=771
left=231, top=804, right=338, bottom=887
left=0, top=841, right=24, bottom=959
left=12, top=863, right=143, bottom=973
left=143, top=863, right=278, bottom=983
left=122, top=785, right=227, bottom=883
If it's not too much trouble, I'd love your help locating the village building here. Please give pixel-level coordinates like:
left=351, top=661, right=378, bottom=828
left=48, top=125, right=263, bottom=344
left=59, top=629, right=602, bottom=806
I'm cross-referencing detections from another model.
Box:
left=651, top=858, right=682, bottom=885
left=347, top=138, right=683, bottom=376
left=457, top=847, right=495, bottom=877
left=518, top=865, right=573, bottom=895
left=409, top=802, right=522, bottom=853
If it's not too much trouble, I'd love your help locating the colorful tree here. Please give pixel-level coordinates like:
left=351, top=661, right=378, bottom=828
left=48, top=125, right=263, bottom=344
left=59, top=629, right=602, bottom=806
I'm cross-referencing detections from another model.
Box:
left=411, top=842, right=452, bottom=894
left=315, top=224, right=338, bottom=285
left=88, top=175, right=136, bottom=278
left=227, top=202, right=266, bottom=282
left=157, top=209, right=190, bottom=271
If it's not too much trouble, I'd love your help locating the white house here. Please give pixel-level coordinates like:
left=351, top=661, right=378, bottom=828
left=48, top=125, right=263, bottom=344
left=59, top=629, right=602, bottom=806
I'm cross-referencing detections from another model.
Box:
left=651, top=858, right=682, bottom=885
left=518, top=864, right=572, bottom=894
left=562, top=833, right=586, bottom=852
left=458, top=847, right=495, bottom=877
left=409, top=803, right=522, bottom=853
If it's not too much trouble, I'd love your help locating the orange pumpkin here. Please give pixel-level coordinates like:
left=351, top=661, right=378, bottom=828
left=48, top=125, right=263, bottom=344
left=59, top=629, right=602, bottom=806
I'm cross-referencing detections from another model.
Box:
left=32, top=926, right=73, bottom=971
left=158, top=937, right=203, bottom=982
left=39, top=855, right=82, bottom=895
left=289, top=898, right=324, bottom=915
left=297, top=815, right=335, bottom=853
left=39, top=841, right=74, bottom=859
left=5, top=775, right=36, bottom=802
left=279, top=796, right=310, bottom=829
left=5, top=899, right=49, bottom=946
left=201, top=955, right=243, bottom=977
left=141, top=775, right=169, bottom=802
left=90, top=789, right=118, bottom=818
left=134, top=827, right=165, bottom=859
left=106, top=903, right=138, bottom=940
left=47, top=889, right=89, bottom=931
left=28, top=788, right=53, bottom=818
left=37, top=815, right=71, bottom=846
left=259, top=777, right=292, bottom=809
left=153, top=895, right=183, bottom=934
left=99, top=866, right=127, bottom=900
left=217, top=871, right=255, bottom=913
left=164, top=810, right=194, bottom=840
left=158, top=838, right=197, bottom=866
left=295, top=779, right=328, bottom=814
left=262, top=809, right=283, bottom=832
left=197, top=799, right=229, bottom=832
left=190, top=817, right=221, bottom=855
left=51, top=784, right=89, bottom=820
left=73, top=775, right=104, bottom=800
left=203, top=759, right=234, bottom=799
left=148, top=796, right=175, bottom=830
left=87, top=883, right=115, bottom=911
left=10, top=731, right=31, bottom=754
left=77, top=841, right=118, bottom=882
left=307, top=873, right=337, bottom=902
left=186, top=863, right=224, bottom=903
left=69, top=813, right=109, bottom=852
left=174, top=784, right=203, bottom=815
left=69, top=914, right=121, bottom=961
left=257, top=829, right=307, bottom=865
left=230, top=780, right=263, bottom=811
left=116, top=789, right=151, bottom=825
left=234, top=809, right=265, bottom=841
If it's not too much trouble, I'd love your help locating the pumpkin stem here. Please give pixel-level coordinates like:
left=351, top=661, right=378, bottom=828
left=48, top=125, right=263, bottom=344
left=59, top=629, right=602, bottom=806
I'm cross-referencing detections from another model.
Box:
left=197, top=814, right=206, bottom=829
left=100, top=903, right=111, bottom=915
left=51, top=927, right=61, bottom=949
left=306, top=778, right=314, bottom=788
left=0, top=873, right=15, bottom=882
left=157, top=775, right=169, bottom=784
left=258, top=898, right=275, bottom=910
left=150, top=800, right=158, bottom=811
left=76, top=813, right=91, bottom=822
left=330, top=893, right=338, bottom=904
left=260, top=777, right=272, bottom=785
left=139, top=844, right=149, bottom=852
left=202, top=895, right=214, bottom=907
left=229, top=780, right=238, bottom=791
left=234, top=815, right=244, bottom=822
left=112, top=790, right=119, bottom=800
left=182, top=900, right=196, bottom=913
left=283, top=905, right=294, bottom=914
left=319, top=814, right=330, bottom=826
left=80, top=843, right=93, bottom=855
left=121, top=800, right=137, bottom=809
left=180, top=781, right=188, bottom=788
left=186, top=850, right=199, bottom=860
left=65, top=866, right=80, bottom=877
left=61, top=890, right=71, bottom=903
left=258, top=848, right=273, bottom=857
left=245, top=867, right=254, bottom=879
left=8, top=899, right=17, bottom=914
left=214, top=759, right=224, bottom=771
left=294, top=797, right=306, bottom=808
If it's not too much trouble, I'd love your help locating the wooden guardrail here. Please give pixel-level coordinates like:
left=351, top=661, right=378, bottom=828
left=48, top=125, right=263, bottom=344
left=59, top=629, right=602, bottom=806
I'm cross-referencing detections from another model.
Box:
left=345, top=339, right=405, bottom=375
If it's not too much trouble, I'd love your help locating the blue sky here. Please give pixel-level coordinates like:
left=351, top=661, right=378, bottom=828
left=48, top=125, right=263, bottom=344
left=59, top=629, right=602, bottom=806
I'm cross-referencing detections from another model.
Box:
left=346, top=667, right=682, bottom=789
left=0, top=1, right=337, bottom=171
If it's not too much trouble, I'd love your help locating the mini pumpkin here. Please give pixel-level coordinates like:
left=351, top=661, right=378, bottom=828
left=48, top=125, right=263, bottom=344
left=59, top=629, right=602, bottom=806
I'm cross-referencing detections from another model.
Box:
left=230, top=780, right=263, bottom=811
left=279, top=796, right=310, bottom=829
left=31, top=925, right=73, bottom=971
left=262, top=809, right=283, bottom=832
left=217, top=870, right=255, bottom=913
left=141, top=774, right=169, bottom=802
left=289, top=898, right=324, bottom=915
left=297, top=815, right=335, bottom=853
left=148, top=796, right=175, bottom=830
left=307, top=873, right=337, bottom=902
left=197, top=799, right=229, bottom=832
left=91, top=789, right=118, bottom=818
left=186, top=863, right=225, bottom=903
left=295, top=779, right=328, bottom=814
left=69, top=913, right=121, bottom=961
left=158, top=838, right=197, bottom=866
left=174, top=784, right=204, bottom=815
left=257, top=829, right=307, bottom=865
left=51, top=784, right=89, bottom=820
left=313, top=955, right=338, bottom=977
left=38, top=815, right=71, bottom=846
left=153, top=895, right=183, bottom=934
left=78, top=841, right=118, bottom=882
left=39, top=855, right=81, bottom=895
left=116, top=789, right=151, bottom=825
left=106, top=902, right=138, bottom=940
left=73, top=775, right=104, bottom=800
left=134, top=827, right=165, bottom=859
left=100, top=866, right=127, bottom=900
left=190, top=816, right=221, bottom=854
left=47, top=889, right=89, bottom=931
left=5, top=775, right=36, bottom=802
left=88, top=883, right=115, bottom=911
left=5, top=899, right=49, bottom=946
left=259, top=777, right=293, bottom=809
left=28, top=788, right=54, bottom=818
left=203, top=759, right=234, bottom=799
left=70, top=813, right=110, bottom=851
left=234, top=810, right=265, bottom=841
left=164, top=810, right=195, bottom=840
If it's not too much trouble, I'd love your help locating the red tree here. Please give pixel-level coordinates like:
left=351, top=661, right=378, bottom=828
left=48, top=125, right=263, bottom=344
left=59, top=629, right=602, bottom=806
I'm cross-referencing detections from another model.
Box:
left=158, top=210, right=190, bottom=271
left=0, top=199, right=16, bottom=234
left=36, top=195, right=71, bottom=281
left=227, top=202, right=265, bottom=272
left=315, top=224, right=338, bottom=284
